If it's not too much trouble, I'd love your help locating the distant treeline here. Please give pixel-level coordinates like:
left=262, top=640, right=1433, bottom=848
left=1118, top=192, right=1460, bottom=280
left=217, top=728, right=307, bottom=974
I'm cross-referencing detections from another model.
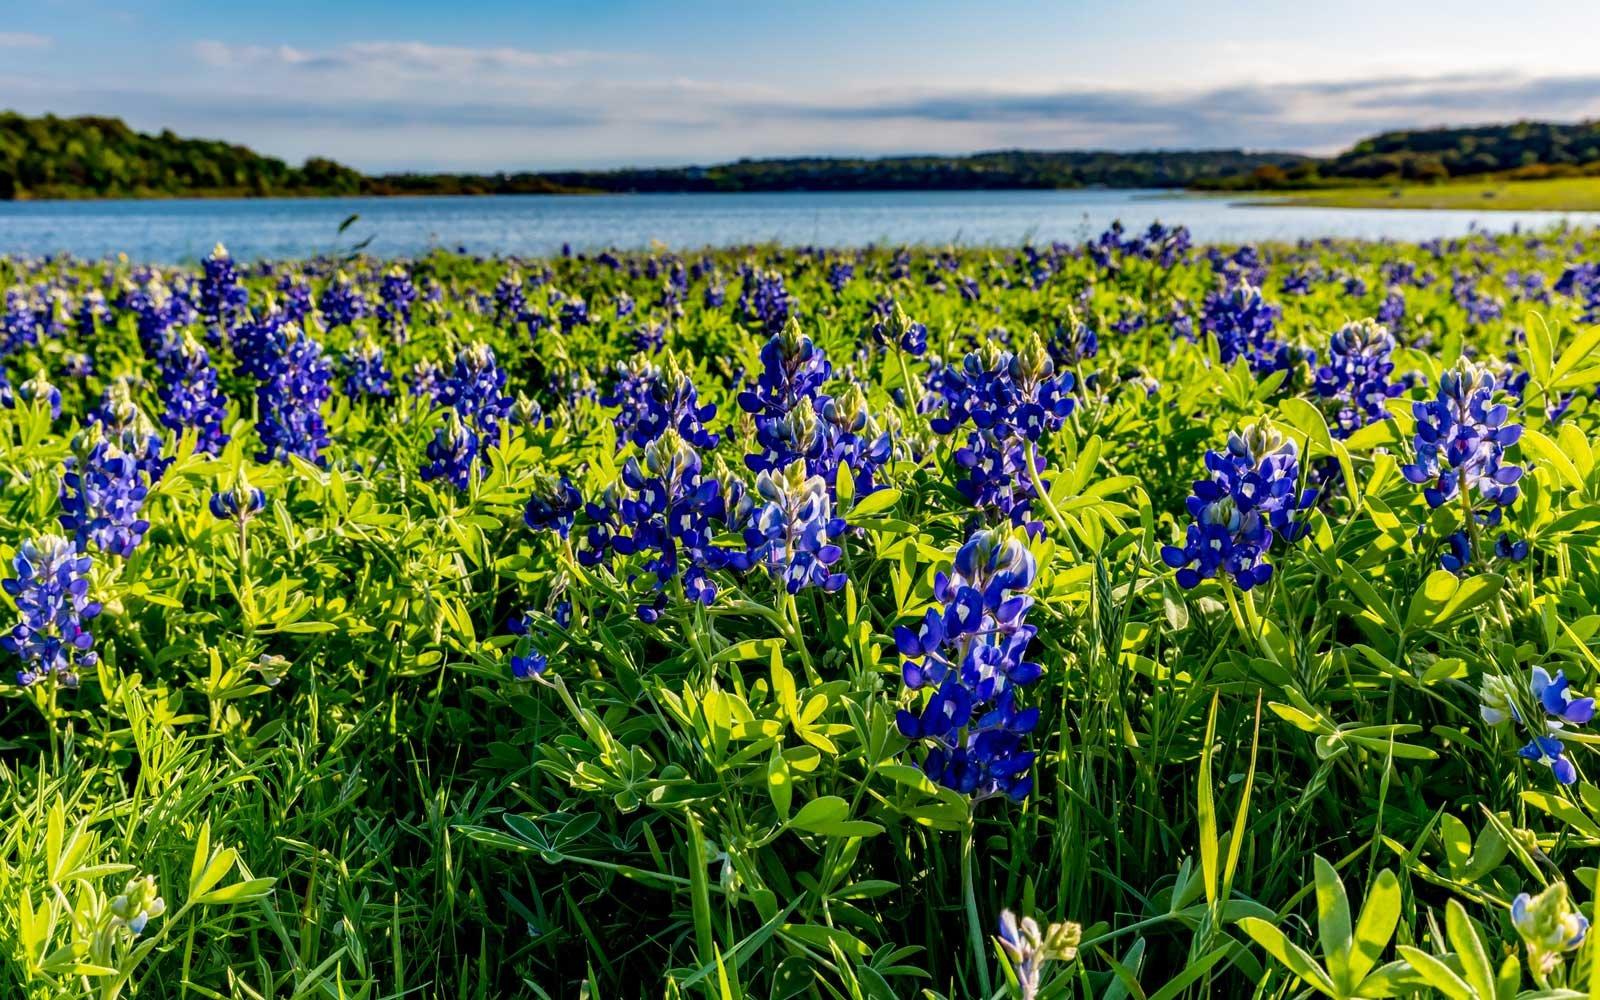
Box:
left=1196, top=121, right=1600, bottom=190
left=10, top=111, right=1600, bottom=200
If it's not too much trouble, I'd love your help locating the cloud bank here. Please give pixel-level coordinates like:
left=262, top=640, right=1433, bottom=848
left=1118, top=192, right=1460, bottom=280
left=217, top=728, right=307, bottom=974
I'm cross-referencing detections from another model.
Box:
left=7, top=37, right=1600, bottom=171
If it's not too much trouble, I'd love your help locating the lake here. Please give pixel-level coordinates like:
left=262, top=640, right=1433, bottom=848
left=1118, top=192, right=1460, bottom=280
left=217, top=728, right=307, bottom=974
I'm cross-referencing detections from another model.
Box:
left=4, top=189, right=1600, bottom=263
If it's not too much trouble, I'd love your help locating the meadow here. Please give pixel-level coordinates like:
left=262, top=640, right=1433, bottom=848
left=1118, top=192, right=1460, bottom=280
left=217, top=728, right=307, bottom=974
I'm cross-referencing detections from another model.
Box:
left=1259, top=176, right=1600, bottom=212
left=2, top=225, right=1600, bottom=998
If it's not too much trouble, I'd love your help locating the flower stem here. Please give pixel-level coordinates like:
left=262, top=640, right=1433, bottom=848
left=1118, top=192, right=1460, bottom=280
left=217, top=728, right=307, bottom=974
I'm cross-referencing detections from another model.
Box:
left=962, top=815, right=993, bottom=997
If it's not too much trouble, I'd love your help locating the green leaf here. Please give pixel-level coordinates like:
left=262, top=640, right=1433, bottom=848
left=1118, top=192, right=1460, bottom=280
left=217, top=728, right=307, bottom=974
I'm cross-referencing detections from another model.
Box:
left=767, top=749, right=792, bottom=822
left=846, top=488, right=901, bottom=520
left=1238, top=918, right=1338, bottom=996
left=1314, top=855, right=1354, bottom=992
left=1348, top=869, right=1400, bottom=985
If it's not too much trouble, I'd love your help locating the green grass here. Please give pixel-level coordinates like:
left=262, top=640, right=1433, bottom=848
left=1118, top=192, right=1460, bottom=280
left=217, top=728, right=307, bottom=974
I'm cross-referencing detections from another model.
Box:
left=1248, top=175, right=1600, bottom=210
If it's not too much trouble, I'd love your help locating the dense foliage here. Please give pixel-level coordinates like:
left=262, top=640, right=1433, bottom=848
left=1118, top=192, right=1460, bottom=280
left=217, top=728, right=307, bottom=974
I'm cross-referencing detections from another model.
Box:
left=4, top=227, right=1600, bottom=998
left=1199, top=120, right=1600, bottom=190
left=0, top=111, right=1303, bottom=199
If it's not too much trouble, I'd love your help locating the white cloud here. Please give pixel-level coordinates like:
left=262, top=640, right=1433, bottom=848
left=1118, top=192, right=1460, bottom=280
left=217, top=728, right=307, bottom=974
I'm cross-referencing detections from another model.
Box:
left=192, top=39, right=610, bottom=79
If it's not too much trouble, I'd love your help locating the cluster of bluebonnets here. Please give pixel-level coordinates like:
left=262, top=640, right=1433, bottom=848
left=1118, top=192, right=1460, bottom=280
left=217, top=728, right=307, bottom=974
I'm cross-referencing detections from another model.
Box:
left=3, top=225, right=1600, bottom=996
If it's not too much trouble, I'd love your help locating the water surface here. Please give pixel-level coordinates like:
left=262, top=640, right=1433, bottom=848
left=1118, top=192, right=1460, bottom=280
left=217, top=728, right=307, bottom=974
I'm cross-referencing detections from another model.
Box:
left=2, top=189, right=1597, bottom=262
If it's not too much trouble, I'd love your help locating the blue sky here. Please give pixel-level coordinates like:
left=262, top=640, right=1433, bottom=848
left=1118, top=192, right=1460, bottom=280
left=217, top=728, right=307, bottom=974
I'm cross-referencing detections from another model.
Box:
left=7, top=1, right=1600, bottom=171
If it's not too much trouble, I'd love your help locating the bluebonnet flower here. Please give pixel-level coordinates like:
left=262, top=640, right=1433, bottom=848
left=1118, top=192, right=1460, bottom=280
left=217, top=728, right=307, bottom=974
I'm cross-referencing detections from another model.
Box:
left=895, top=528, right=1042, bottom=801
left=998, top=911, right=1081, bottom=1000
left=929, top=334, right=1076, bottom=528
left=737, top=268, right=793, bottom=335
left=256, top=326, right=334, bottom=465
left=209, top=477, right=266, bottom=522
left=17, top=370, right=61, bottom=419
left=1511, top=883, right=1589, bottom=976
left=1482, top=665, right=1592, bottom=786
left=2, top=286, right=39, bottom=357
left=493, top=270, right=527, bottom=325
left=340, top=338, right=393, bottom=399
left=197, top=243, right=248, bottom=341
left=75, top=288, right=108, bottom=338
left=600, top=356, right=720, bottom=451
left=157, top=332, right=230, bottom=455
left=408, top=360, right=445, bottom=399
left=377, top=264, right=417, bottom=336
left=871, top=301, right=928, bottom=357
left=1400, top=359, right=1523, bottom=524
left=62, top=352, right=93, bottom=378
left=511, top=649, right=548, bottom=680
left=109, top=875, right=166, bottom=937
left=524, top=472, right=583, bottom=537
left=826, top=261, right=854, bottom=293
left=579, top=431, right=735, bottom=621
left=276, top=275, right=315, bottom=323
left=740, top=317, right=834, bottom=473
left=89, top=382, right=169, bottom=481
left=120, top=276, right=193, bottom=359
left=632, top=322, right=666, bottom=353
left=737, top=461, right=848, bottom=594
left=1201, top=281, right=1304, bottom=376
left=1313, top=319, right=1402, bottom=436
left=318, top=271, right=369, bottom=330
left=231, top=307, right=290, bottom=380
left=1052, top=322, right=1098, bottom=365
left=1377, top=290, right=1406, bottom=331
left=435, top=342, right=513, bottom=443
left=2, top=534, right=101, bottom=688
left=1161, top=422, right=1315, bottom=591
left=1519, top=736, right=1577, bottom=785
left=422, top=412, right=480, bottom=491
left=60, top=423, right=159, bottom=559
left=554, top=291, right=589, bottom=333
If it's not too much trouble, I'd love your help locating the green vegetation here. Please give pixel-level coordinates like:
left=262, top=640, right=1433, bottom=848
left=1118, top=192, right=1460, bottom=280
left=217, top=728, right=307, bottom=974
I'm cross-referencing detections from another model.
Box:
left=1252, top=174, right=1600, bottom=211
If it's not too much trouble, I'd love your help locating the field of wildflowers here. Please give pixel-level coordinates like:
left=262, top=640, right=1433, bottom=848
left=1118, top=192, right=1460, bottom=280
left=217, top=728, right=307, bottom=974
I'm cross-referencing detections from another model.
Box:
left=4, top=226, right=1600, bottom=997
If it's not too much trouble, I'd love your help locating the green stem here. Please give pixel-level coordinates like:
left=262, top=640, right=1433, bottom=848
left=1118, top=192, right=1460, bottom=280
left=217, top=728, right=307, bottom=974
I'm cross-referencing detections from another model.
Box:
left=962, top=815, right=994, bottom=997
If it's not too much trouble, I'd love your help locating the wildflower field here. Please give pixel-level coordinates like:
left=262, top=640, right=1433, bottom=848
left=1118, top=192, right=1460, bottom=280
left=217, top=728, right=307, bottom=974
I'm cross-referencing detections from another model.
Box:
left=6, top=225, right=1600, bottom=999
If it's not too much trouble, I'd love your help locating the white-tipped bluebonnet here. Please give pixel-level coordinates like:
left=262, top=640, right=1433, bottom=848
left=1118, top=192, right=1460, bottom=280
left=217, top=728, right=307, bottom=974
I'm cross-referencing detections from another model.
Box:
left=17, top=370, right=61, bottom=419
left=158, top=332, right=230, bottom=455
left=1511, top=883, right=1589, bottom=976
left=377, top=264, right=417, bottom=336
left=60, top=418, right=162, bottom=559
left=318, top=271, right=369, bottom=330
left=737, top=268, right=793, bottom=335
left=737, top=461, right=848, bottom=594
left=340, top=338, right=393, bottom=399
left=1401, top=359, right=1523, bottom=526
left=1313, top=318, right=1401, bottom=436
left=197, top=243, right=248, bottom=342
left=1201, top=280, right=1305, bottom=376
left=422, top=411, right=480, bottom=491
left=2, top=533, right=102, bottom=687
left=896, top=528, right=1042, bottom=801
left=256, top=326, right=334, bottom=465
left=601, top=356, right=720, bottom=451
left=524, top=472, right=583, bottom=537
left=1161, top=422, right=1315, bottom=591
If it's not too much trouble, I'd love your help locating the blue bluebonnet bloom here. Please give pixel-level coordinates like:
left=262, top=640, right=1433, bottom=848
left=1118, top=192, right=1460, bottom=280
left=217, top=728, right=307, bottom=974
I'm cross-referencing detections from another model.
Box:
left=737, top=268, right=793, bottom=335
left=17, top=370, right=61, bottom=419
left=552, top=290, right=589, bottom=333
left=1, top=286, right=37, bottom=356
left=2, top=534, right=102, bottom=687
left=422, top=412, right=480, bottom=491
left=928, top=334, right=1075, bottom=528
left=1201, top=280, right=1304, bottom=376
left=276, top=275, right=315, bottom=323
left=436, top=342, right=514, bottom=442
left=1400, top=359, right=1523, bottom=524
left=895, top=528, right=1042, bottom=801
left=826, top=261, right=854, bottom=293
left=377, top=265, right=418, bottom=336
left=90, top=382, right=169, bottom=480
left=120, top=275, right=193, bottom=359
left=1313, top=318, right=1402, bottom=436
left=256, top=326, right=334, bottom=465
left=524, top=472, right=583, bottom=537
left=62, top=352, right=93, bottom=378
left=1511, top=883, right=1589, bottom=976
left=341, top=338, right=393, bottom=399
left=318, top=272, right=369, bottom=330
left=579, top=431, right=735, bottom=621
left=505, top=608, right=552, bottom=680
left=737, top=461, right=848, bottom=594
left=493, top=270, right=527, bottom=325
left=601, top=356, right=720, bottom=451
left=209, top=477, right=266, bottom=522
left=740, top=318, right=834, bottom=471
left=158, top=332, right=230, bottom=455
left=1162, top=422, right=1315, bottom=591
left=231, top=307, right=290, bottom=380
left=60, top=411, right=164, bottom=559
left=1482, top=666, right=1593, bottom=786
left=75, top=288, right=108, bottom=338
left=197, top=243, right=248, bottom=342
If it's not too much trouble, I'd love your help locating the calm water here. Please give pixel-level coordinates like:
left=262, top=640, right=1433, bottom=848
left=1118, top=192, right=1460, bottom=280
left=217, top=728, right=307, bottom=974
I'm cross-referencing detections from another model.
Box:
left=3, top=189, right=1599, bottom=263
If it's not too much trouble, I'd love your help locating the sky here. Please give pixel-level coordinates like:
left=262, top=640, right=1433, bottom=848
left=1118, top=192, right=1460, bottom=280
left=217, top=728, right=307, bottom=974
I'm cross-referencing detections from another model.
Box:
left=7, top=0, right=1600, bottom=172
